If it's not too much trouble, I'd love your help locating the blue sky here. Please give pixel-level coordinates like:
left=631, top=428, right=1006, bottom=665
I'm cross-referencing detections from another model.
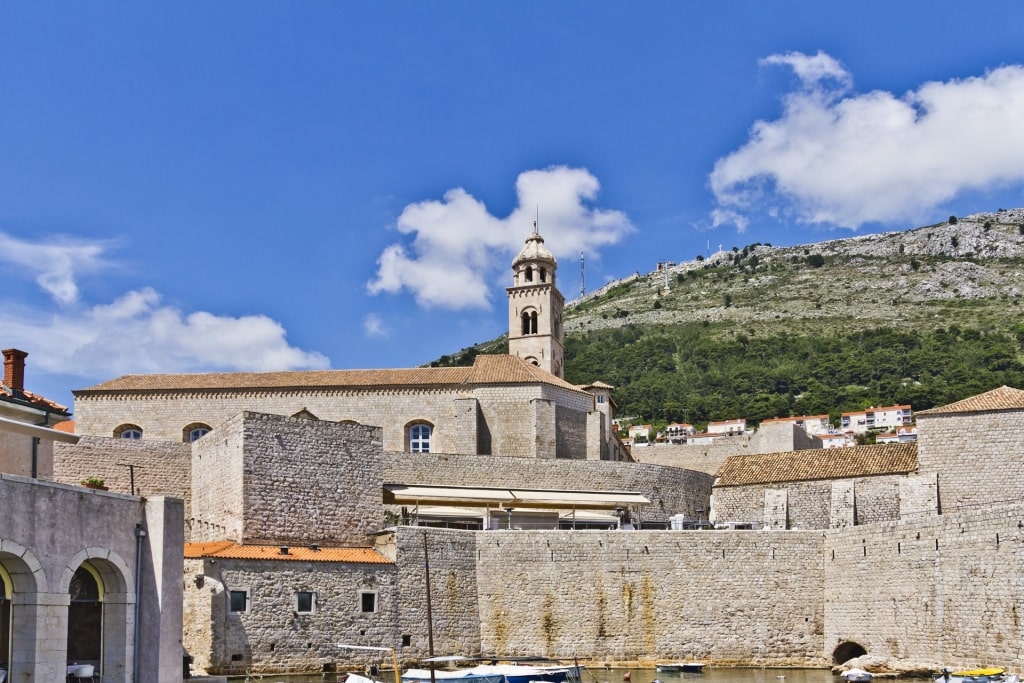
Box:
left=3, top=2, right=1024, bottom=411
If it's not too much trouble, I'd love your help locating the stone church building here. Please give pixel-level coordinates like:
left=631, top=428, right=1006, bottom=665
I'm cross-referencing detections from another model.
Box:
left=72, top=229, right=629, bottom=462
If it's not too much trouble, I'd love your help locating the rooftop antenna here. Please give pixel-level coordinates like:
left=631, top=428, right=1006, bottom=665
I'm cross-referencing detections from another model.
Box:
left=580, top=251, right=585, bottom=297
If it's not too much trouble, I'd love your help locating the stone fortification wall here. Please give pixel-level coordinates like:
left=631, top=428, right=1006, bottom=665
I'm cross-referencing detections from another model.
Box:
left=391, top=527, right=482, bottom=661
left=184, top=556, right=398, bottom=675
left=713, top=475, right=905, bottom=530
left=54, top=435, right=193, bottom=520
left=555, top=404, right=588, bottom=459
left=630, top=438, right=752, bottom=475
left=823, top=503, right=1024, bottom=671
left=384, top=453, right=714, bottom=523
left=194, top=412, right=385, bottom=546
left=191, top=412, right=246, bottom=542
left=632, top=425, right=820, bottom=475
left=917, top=411, right=1024, bottom=511
left=470, top=529, right=826, bottom=666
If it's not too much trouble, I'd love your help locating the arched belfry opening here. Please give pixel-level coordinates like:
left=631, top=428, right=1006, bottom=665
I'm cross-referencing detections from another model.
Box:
left=832, top=641, right=868, bottom=665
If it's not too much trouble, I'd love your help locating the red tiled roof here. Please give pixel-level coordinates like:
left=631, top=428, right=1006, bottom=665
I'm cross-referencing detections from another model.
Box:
left=53, top=420, right=76, bottom=433
left=714, top=443, right=918, bottom=487
left=76, top=354, right=587, bottom=396
left=184, top=542, right=392, bottom=564
left=0, top=386, right=68, bottom=413
left=917, top=386, right=1024, bottom=416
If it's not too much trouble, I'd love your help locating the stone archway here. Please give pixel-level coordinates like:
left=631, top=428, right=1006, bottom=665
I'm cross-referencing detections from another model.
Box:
left=0, top=542, right=47, bottom=678
left=60, top=549, right=133, bottom=683
left=833, top=641, right=868, bottom=665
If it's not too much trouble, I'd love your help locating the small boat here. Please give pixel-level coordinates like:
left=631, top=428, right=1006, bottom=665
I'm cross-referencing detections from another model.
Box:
left=401, top=669, right=505, bottom=683
left=934, top=669, right=1016, bottom=683
left=469, top=662, right=582, bottom=683
left=841, top=669, right=873, bottom=683
left=656, top=663, right=706, bottom=674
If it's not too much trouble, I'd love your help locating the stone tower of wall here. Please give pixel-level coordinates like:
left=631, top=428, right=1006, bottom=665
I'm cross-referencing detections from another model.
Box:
left=507, top=227, right=565, bottom=378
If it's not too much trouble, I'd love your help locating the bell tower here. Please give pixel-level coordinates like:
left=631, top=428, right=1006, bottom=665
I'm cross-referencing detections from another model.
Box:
left=507, top=225, right=565, bottom=378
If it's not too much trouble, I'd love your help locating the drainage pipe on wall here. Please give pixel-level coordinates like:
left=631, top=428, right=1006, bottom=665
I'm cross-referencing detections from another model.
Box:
left=133, top=524, right=147, bottom=682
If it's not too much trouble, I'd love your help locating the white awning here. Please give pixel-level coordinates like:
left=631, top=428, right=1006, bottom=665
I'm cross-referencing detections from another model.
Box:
left=384, top=484, right=650, bottom=510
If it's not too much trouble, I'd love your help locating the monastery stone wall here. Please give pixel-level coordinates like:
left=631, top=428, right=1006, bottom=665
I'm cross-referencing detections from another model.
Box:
left=631, top=425, right=821, bottom=475
left=74, top=382, right=599, bottom=459
left=184, top=556, right=398, bottom=675
left=916, top=411, right=1024, bottom=511
left=824, top=502, right=1024, bottom=671
left=713, top=475, right=906, bottom=530
left=54, top=435, right=193, bottom=520
left=384, top=453, right=714, bottom=524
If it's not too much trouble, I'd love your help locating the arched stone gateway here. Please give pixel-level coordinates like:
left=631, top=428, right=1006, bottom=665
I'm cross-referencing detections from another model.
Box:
left=833, top=641, right=868, bottom=665
left=0, top=542, right=47, bottom=678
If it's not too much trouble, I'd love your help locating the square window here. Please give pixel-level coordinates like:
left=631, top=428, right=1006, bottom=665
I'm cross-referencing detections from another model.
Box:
left=360, top=591, right=378, bottom=613
left=296, top=591, right=315, bottom=613
left=229, top=590, right=248, bottom=613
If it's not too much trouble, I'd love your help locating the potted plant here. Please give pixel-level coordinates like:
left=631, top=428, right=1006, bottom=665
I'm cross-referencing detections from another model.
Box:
left=81, top=476, right=108, bottom=491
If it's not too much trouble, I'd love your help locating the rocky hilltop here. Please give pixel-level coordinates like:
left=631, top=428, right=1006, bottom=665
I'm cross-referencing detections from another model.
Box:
left=565, top=208, right=1024, bottom=338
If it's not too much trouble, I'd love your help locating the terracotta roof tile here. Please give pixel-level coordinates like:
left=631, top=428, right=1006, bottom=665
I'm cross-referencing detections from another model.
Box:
left=916, top=385, right=1024, bottom=416
left=714, top=443, right=918, bottom=487
left=76, top=354, right=587, bottom=396
left=0, top=386, right=69, bottom=413
left=184, top=542, right=392, bottom=564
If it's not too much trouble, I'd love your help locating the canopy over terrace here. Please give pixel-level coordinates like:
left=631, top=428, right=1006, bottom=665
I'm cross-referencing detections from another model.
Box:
left=383, top=484, right=651, bottom=529
left=383, top=484, right=651, bottom=510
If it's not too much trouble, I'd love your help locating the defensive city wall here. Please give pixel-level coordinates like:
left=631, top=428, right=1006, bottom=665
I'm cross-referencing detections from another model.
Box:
left=384, top=503, right=1023, bottom=670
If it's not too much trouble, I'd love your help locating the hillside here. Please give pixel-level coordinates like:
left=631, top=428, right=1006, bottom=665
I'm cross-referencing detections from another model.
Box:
left=436, top=209, right=1024, bottom=427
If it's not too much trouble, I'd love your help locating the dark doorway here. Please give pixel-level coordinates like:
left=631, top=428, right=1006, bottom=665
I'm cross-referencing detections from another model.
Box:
left=833, top=641, right=867, bottom=665
left=68, top=566, right=102, bottom=663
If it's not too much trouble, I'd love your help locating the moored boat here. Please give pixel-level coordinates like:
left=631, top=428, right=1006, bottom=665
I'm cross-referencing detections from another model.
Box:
left=401, top=669, right=505, bottom=683
left=934, top=668, right=1014, bottom=683
left=656, top=663, right=706, bottom=674
left=840, top=669, right=873, bottom=682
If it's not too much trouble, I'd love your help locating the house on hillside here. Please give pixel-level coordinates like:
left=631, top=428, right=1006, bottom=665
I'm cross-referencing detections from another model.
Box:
left=841, top=404, right=913, bottom=434
left=707, top=418, right=747, bottom=436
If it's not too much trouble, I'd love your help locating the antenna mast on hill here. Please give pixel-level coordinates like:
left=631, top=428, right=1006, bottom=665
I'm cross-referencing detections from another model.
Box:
left=580, top=251, right=585, bottom=297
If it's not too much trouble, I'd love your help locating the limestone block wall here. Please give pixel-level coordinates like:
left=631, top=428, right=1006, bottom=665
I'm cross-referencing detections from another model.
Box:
left=630, top=438, right=754, bottom=475
left=192, top=413, right=245, bottom=542
left=823, top=503, right=1024, bottom=671
left=391, top=527, right=482, bottom=661
left=75, top=382, right=599, bottom=459
left=471, top=529, right=826, bottom=665
left=917, top=411, right=1024, bottom=511
left=385, top=453, right=714, bottom=523
left=194, top=412, right=385, bottom=546
left=555, top=404, right=588, bottom=459
left=713, top=475, right=906, bottom=530
left=184, top=556, right=398, bottom=674
left=54, top=436, right=193, bottom=520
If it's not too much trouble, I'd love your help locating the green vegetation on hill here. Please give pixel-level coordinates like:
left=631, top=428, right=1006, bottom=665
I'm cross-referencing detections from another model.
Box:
left=563, top=322, right=1024, bottom=427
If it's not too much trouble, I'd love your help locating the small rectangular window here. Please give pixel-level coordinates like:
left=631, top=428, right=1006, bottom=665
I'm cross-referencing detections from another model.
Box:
left=296, top=591, right=315, bottom=613
left=360, top=591, right=378, bottom=613
left=229, top=590, right=248, bottom=613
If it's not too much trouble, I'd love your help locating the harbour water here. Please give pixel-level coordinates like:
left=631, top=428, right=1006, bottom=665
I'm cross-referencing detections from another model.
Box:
left=225, top=667, right=932, bottom=683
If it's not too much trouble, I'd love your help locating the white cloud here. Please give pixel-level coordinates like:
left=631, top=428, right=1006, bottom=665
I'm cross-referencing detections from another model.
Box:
left=367, top=166, right=634, bottom=309
left=362, top=313, right=390, bottom=339
left=710, top=54, right=1024, bottom=230
left=0, top=287, right=329, bottom=379
left=0, top=231, right=114, bottom=305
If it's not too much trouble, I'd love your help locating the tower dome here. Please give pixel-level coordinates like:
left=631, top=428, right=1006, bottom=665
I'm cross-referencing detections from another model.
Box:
left=512, top=228, right=556, bottom=269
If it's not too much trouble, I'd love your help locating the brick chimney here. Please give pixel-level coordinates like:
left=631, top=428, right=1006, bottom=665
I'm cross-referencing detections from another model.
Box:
left=3, top=348, right=28, bottom=396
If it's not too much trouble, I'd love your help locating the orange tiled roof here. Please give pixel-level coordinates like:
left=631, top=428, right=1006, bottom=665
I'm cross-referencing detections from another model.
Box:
left=916, top=385, right=1024, bottom=416
left=0, top=385, right=68, bottom=413
left=53, top=420, right=76, bottom=433
left=76, top=354, right=587, bottom=396
left=184, top=542, right=392, bottom=564
left=714, top=442, right=918, bottom=487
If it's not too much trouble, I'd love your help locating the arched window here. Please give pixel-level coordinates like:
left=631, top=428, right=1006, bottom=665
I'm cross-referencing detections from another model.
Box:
left=114, top=424, right=143, bottom=440
left=521, top=311, right=531, bottom=335
left=408, top=423, right=433, bottom=453
left=68, top=564, right=103, bottom=667
left=0, top=564, right=10, bottom=670
left=529, top=311, right=538, bottom=334
left=540, top=267, right=547, bottom=282
left=524, top=266, right=533, bottom=282
left=183, top=423, right=212, bottom=443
